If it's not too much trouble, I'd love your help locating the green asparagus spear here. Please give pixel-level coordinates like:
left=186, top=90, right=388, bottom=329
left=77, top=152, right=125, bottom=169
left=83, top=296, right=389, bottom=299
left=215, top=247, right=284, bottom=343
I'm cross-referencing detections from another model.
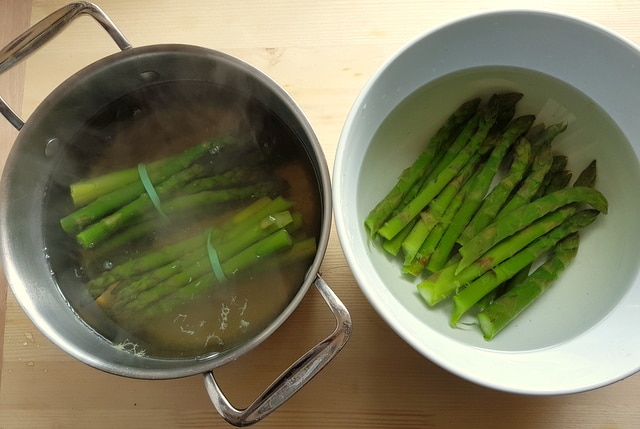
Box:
left=477, top=233, right=580, bottom=340
left=379, top=105, right=485, bottom=250
left=87, top=196, right=292, bottom=295
left=416, top=127, right=512, bottom=273
left=74, top=163, right=210, bottom=247
left=573, top=160, right=597, bottom=188
left=88, top=195, right=279, bottom=261
left=531, top=122, right=568, bottom=151
left=164, top=181, right=285, bottom=214
left=76, top=177, right=285, bottom=249
left=403, top=165, right=479, bottom=276
left=496, top=142, right=554, bottom=219
left=459, top=138, right=531, bottom=245
left=401, top=153, right=481, bottom=264
left=502, top=124, right=567, bottom=214
left=393, top=111, right=479, bottom=220
left=382, top=220, right=416, bottom=256
left=523, top=122, right=567, bottom=160
left=415, top=258, right=458, bottom=306
left=409, top=96, right=527, bottom=266
left=102, top=211, right=295, bottom=308
left=543, top=170, right=572, bottom=194
left=418, top=204, right=577, bottom=305
left=384, top=107, right=488, bottom=252
left=418, top=134, right=597, bottom=306
left=85, top=220, right=158, bottom=262
left=494, top=159, right=596, bottom=302
left=87, top=232, right=205, bottom=297
left=456, top=186, right=608, bottom=273
left=181, top=166, right=272, bottom=194
left=70, top=157, right=180, bottom=207
left=532, top=155, right=569, bottom=198
left=401, top=218, right=435, bottom=266
left=101, top=245, right=209, bottom=307
left=377, top=97, right=501, bottom=240
left=113, top=229, right=294, bottom=316
left=489, top=92, right=523, bottom=134
left=524, top=123, right=546, bottom=144
left=449, top=210, right=599, bottom=326
left=62, top=163, right=205, bottom=234
left=427, top=115, right=535, bottom=271
left=423, top=93, right=520, bottom=181
left=364, top=97, right=481, bottom=235
left=374, top=106, right=487, bottom=243
left=495, top=262, right=529, bottom=303
left=212, top=195, right=293, bottom=238
left=381, top=220, right=415, bottom=255
left=421, top=111, right=482, bottom=177
left=133, top=236, right=317, bottom=322
left=70, top=167, right=150, bottom=208
left=61, top=136, right=233, bottom=233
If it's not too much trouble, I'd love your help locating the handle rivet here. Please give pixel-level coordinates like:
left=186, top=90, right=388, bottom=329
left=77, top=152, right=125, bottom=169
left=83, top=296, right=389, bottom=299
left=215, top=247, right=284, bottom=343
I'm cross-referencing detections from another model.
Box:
left=44, top=137, right=60, bottom=158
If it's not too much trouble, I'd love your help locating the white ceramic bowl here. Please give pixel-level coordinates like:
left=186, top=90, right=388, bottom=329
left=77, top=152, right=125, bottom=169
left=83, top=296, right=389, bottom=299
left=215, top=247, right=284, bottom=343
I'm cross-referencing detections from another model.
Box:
left=333, top=10, right=640, bottom=394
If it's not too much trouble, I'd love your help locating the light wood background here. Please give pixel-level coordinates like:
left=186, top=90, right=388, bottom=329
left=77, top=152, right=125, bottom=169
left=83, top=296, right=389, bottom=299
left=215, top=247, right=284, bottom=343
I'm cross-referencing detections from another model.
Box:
left=2, top=1, right=640, bottom=428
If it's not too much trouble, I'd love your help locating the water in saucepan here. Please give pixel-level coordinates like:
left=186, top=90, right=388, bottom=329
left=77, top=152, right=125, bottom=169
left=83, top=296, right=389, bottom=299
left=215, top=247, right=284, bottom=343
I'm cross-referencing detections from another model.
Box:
left=43, top=81, right=322, bottom=358
left=361, top=65, right=640, bottom=350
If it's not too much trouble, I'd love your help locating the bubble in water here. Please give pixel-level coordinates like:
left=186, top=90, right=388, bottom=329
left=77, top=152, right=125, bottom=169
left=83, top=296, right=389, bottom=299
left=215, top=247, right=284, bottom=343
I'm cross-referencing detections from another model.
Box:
left=44, top=138, right=60, bottom=158
left=102, top=260, right=114, bottom=271
left=73, top=266, right=85, bottom=278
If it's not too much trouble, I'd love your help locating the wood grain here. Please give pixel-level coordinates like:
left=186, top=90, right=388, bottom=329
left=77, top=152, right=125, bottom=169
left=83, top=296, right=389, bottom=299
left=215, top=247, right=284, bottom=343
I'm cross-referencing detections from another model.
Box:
left=2, top=1, right=640, bottom=428
left=0, top=0, right=32, bottom=387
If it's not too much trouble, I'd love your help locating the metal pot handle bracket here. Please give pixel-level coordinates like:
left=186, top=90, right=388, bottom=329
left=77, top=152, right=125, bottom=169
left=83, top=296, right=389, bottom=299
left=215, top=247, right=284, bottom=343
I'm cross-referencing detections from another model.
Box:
left=0, top=2, right=131, bottom=130
left=204, top=276, right=352, bottom=427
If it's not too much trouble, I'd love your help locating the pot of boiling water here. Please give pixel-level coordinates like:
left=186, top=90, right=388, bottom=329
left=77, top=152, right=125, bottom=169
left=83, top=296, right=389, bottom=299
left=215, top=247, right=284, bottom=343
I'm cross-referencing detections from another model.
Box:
left=0, top=3, right=351, bottom=426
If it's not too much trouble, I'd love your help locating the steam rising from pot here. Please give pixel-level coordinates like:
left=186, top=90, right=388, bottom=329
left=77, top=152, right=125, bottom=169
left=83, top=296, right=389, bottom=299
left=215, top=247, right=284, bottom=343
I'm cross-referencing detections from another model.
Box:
left=42, top=72, right=322, bottom=358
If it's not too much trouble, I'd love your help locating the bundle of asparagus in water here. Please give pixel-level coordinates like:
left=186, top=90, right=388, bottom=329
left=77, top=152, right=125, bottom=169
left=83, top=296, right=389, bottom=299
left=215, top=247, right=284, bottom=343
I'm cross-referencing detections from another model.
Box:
left=365, top=93, right=608, bottom=340
left=60, top=135, right=316, bottom=327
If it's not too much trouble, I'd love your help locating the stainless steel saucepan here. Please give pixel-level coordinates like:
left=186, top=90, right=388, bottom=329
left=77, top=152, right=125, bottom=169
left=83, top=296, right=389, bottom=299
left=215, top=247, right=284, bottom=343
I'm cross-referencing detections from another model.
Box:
left=0, top=2, right=351, bottom=426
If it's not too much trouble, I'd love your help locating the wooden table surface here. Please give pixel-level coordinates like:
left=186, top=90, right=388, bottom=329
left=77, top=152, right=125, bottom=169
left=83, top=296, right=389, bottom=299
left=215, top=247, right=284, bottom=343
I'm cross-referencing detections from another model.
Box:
left=2, top=1, right=640, bottom=428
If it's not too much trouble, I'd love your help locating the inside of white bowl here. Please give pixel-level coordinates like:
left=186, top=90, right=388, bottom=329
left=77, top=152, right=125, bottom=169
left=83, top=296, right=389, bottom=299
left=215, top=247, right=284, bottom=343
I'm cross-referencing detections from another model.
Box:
left=334, top=10, right=640, bottom=393
left=358, top=65, right=640, bottom=350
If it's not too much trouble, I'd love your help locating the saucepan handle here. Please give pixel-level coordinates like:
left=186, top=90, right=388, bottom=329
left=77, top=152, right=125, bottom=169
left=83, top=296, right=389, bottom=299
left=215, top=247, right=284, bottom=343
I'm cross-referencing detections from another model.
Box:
left=0, top=1, right=131, bottom=130
left=203, top=275, right=352, bottom=427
